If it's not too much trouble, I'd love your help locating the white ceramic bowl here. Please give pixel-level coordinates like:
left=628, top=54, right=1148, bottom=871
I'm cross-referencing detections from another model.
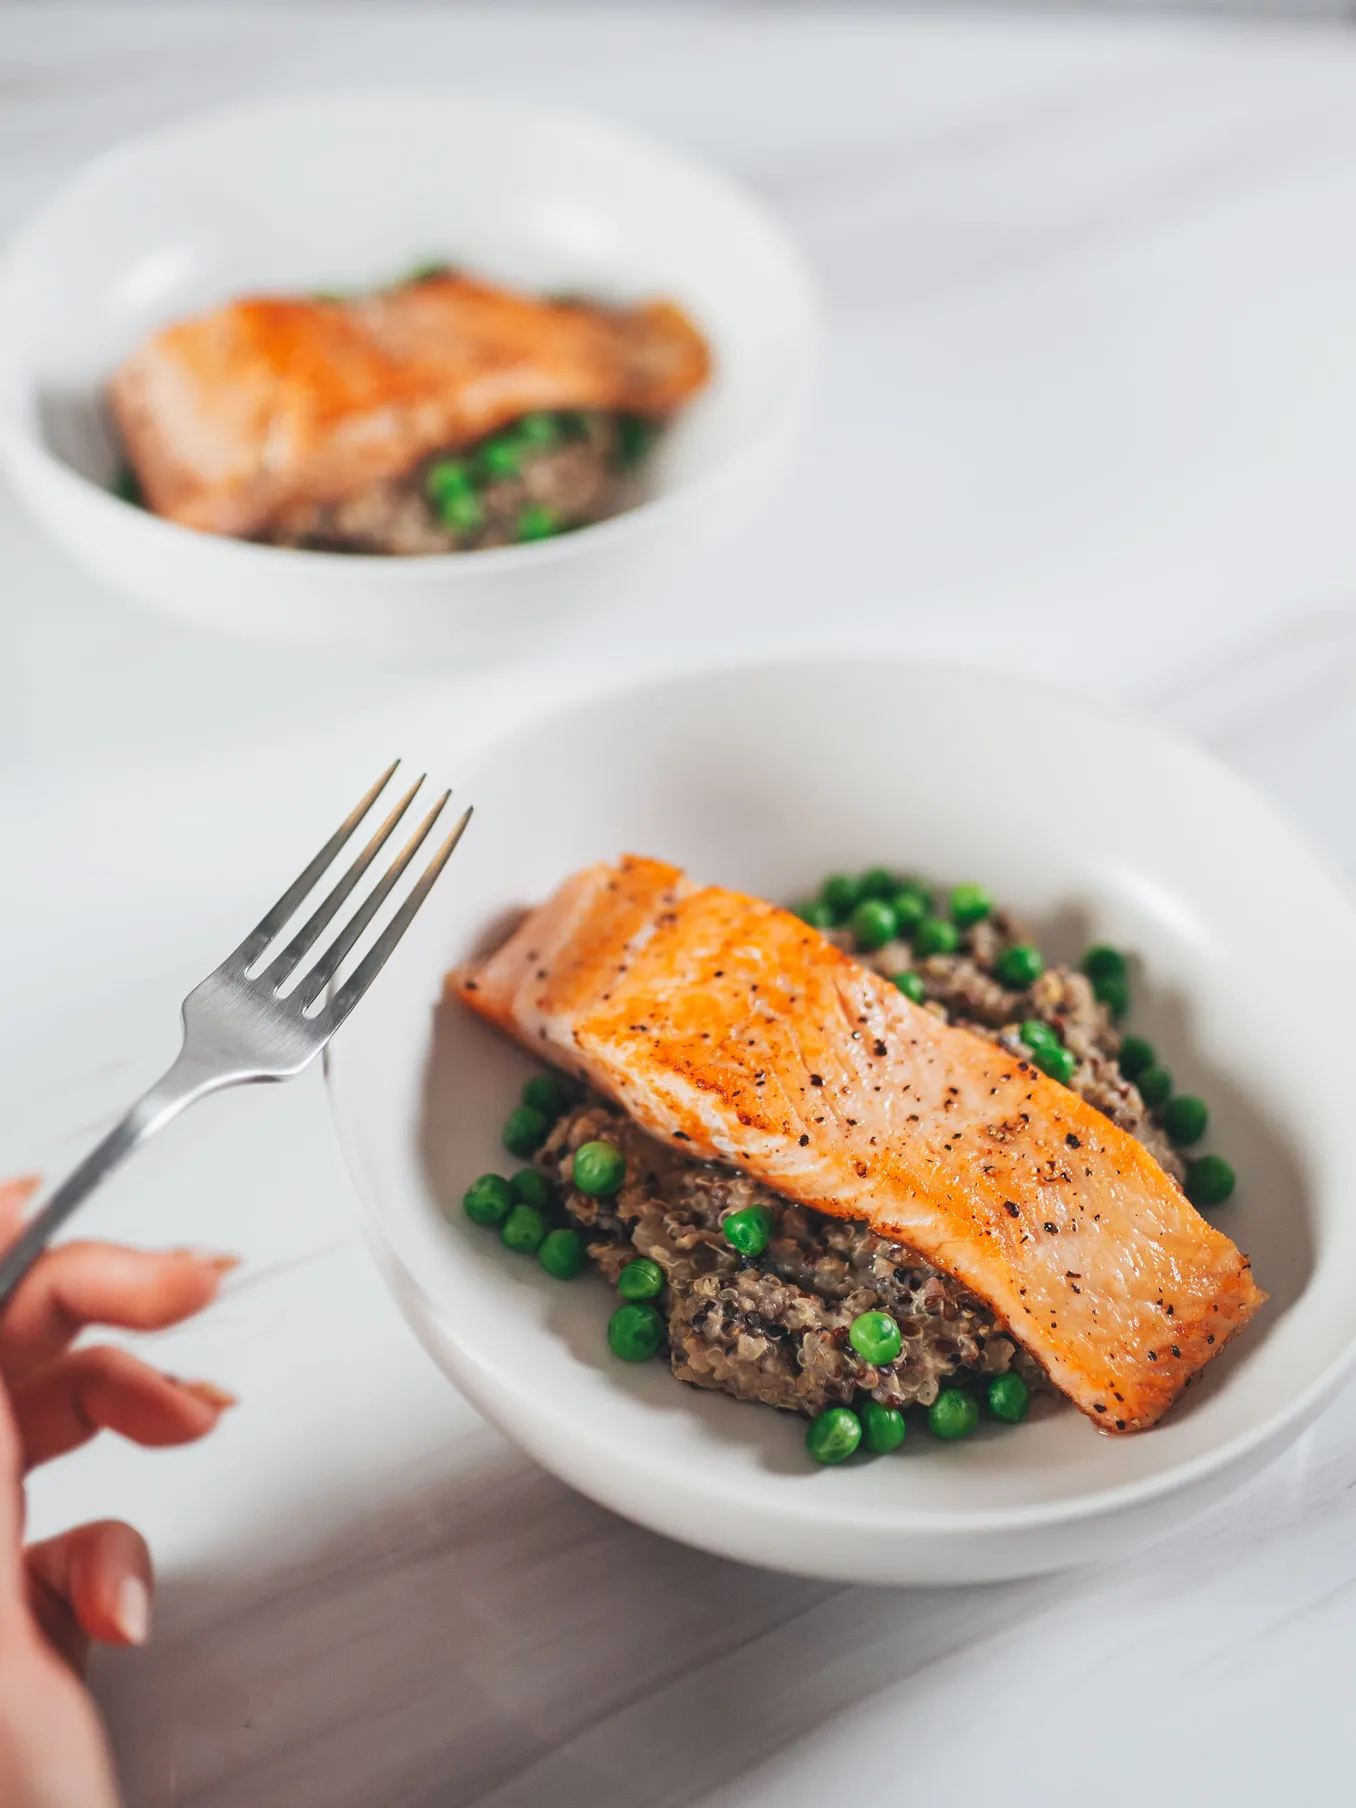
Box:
left=327, top=658, right=1353, bottom=1584
left=0, top=93, right=815, bottom=654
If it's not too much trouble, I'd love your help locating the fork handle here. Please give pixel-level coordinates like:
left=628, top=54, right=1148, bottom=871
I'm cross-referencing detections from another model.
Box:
left=0, top=1051, right=225, bottom=1311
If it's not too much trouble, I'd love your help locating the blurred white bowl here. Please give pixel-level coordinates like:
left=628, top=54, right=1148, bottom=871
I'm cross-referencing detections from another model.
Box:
left=0, top=92, right=816, bottom=654
left=327, top=658, right=1351, bottom=1584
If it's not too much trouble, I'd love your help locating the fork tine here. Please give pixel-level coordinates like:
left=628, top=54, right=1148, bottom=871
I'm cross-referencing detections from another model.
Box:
left=263, top=773, right=426, bottom=989
left=321, top=806, right=473, bottom=1027
left=295, top=793, right=456, bottom=1012
left=236, top=760, right=400, bottom=968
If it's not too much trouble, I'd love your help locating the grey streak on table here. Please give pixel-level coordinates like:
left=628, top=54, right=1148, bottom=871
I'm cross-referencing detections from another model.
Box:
left=93, top=1394, right=1356, bottom=1808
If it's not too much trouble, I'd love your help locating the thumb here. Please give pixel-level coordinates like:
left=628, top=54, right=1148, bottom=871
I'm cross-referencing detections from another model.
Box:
left=25, top=1521, right=153, bottom=1674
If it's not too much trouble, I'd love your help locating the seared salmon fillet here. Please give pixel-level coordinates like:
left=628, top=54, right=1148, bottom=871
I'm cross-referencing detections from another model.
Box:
left=454, top=857, right=1265, bottom=1432
left=109, top=273, right=711, bottom=536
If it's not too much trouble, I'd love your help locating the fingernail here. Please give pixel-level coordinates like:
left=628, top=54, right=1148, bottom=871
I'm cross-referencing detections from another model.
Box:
left=180, top=1380, right=238, bottom=1410
left=172, top=1248, right=242, bottom=1275
left=114, top=1575, right=151, bottom=1646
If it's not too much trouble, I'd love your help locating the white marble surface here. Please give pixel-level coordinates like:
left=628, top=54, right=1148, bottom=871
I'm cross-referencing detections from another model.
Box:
left=7, top=6, right=1356, bottom=1803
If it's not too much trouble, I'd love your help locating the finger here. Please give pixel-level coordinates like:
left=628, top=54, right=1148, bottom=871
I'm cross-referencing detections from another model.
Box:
left=0, top=1175, right=40, bottom=1244
left=0, top=1242, right=238, bottom=1385
left=12, top=1346, right=236, bottom=1470
left=25, top=1520, right=153, bottom=1667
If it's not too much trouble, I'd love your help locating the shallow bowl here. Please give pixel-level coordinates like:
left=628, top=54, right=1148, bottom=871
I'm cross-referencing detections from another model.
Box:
left=327, top=658, right=1351, bottom=1582
left=0, top=92, right=815, bottom=653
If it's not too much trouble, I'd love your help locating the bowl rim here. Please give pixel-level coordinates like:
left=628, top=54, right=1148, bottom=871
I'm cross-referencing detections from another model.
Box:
left=325, top=652, right=1356, bottom=1539
left=0, top=86, right=819, bottom=580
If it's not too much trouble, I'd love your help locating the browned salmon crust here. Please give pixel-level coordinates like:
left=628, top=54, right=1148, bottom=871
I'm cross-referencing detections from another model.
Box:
left=110, top=272, right=710, bottom=536
left=529, top=915, right=1183, bottom=1419
left=455, top=857, right=1265, bottom=1433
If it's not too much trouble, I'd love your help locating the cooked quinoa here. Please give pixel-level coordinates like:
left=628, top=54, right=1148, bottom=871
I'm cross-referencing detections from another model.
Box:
left=261, top=411, right=651, bottom=555
left=534, top=903, right=1167, bottom=1419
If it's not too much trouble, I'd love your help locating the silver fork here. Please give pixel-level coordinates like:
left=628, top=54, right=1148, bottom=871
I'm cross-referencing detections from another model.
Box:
left=0, top=762, right=470, bottom=1311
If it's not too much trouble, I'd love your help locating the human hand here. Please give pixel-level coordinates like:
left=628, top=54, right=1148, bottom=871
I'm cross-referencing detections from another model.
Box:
left=0, top=1177, right=236, bottom=1808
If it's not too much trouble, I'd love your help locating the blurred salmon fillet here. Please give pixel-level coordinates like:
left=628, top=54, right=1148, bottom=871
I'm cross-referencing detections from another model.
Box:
left=109, top=272, right=711, bottom=536
left=454, top=856, right=1266, bottom=1433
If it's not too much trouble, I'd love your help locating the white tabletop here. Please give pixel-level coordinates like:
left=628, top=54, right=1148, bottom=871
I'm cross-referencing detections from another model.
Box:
left=6, top=7, right=1356, bottom=1804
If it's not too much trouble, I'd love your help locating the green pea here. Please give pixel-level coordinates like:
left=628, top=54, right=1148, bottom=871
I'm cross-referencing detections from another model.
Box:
left=892, top=971, right=925, bottom=1003
left=1118, top=1035, right=1156, bottom=1082
left=891, top=886, right=932, bottom=935
left=1186, top=1155, right=1235, bottom=1208
left=793, top=899, right=835, bottom=929
left=849, top=898, right=897, bottom=951
left=1163, top=1095, right=1209, bottom=1147
left=914, top=917, right=960, bottom=958
left=723, top=1203, right=774, bottom=1258
left=618, top=1257, right=665, bottom=1301
left=501, top=1202, right=549, bottom=1254
left=1082, top=945, right=1126, bottom=984
left=476, top=438, right=522, bottom=482
left=572, top=1140, right=626, bottom=1197
left=848, top=1309, right=903, bottom=1366
left=522, top=1072, right=571, bottom=1120
left=1093, top=972, right=1129, bottom=1019
left=436, top=488, right=484, bottom=534
left=986, top=1372, right=1030, bottom=1424
left=805, top=1406, right=862, bottom=1466
left=1136, top=1064, right=1172, bottom=1109
left=424, top=457, right=472, bottom=503
left=462, top=1173, right=514, bottom=1226
left=538, top=1227, right=587, bottom=1279
left=502, top=1104, right=550, bottom=1158
left=1020, top=1018, right=1059, bottom=1052
left=112, top=464, right=143, bottom=506
left=1034, top=1042, right=1077, bottom=1086
left=995, top=944, right=1044, bottom=989
left=615, top=413, right=660, bottom=469
left=820, top=873, right=862, bottom=922
left=514, top=503, right=559, bottom=543
left=928, top=1388, right=979, bottom=1440
left=949, top=883, right=994, bottom=928
left=513, top=411, right=559, bottom=449
left=858, top=866, right=898, bottom=900
left=859, top=1398, right=907, bottom=1454
left=510, top=1169, right=554, bottom=1212
left=607, top=1301, right=665, bottom=1362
